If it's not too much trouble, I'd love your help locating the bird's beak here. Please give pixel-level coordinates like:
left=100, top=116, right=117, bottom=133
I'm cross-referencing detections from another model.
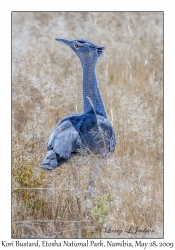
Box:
left=55, top=38, right=70, bottom=46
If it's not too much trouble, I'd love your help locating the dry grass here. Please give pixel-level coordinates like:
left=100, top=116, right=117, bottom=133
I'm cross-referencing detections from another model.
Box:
left=12, top=12, right=163, bottom=238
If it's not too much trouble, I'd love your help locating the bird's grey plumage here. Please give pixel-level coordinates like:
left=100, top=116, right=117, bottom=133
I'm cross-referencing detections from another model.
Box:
left=41, top=38, right=116, bottom=178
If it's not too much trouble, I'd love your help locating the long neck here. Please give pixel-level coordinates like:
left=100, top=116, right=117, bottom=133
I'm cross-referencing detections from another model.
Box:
left=81, top=59, right=107, bottom=118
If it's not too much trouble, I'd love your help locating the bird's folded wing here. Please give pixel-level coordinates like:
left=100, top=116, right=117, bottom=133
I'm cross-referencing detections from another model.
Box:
left=47, top=120, right=79, bottom=158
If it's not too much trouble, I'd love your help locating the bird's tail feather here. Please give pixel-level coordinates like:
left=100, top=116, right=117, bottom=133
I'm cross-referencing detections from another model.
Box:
left=41, top=150, right=67, bottom=170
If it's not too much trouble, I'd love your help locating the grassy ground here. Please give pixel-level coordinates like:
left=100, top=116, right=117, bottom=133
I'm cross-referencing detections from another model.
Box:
left=12, top=12, right=163, bottom=238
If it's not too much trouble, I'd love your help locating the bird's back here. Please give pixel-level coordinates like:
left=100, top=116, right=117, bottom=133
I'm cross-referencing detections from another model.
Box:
left=41, top=112, right=115, bottom=170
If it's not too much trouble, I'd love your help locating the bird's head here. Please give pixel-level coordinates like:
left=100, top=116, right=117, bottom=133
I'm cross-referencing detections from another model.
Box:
left=55, top=38, right=104, bottom=65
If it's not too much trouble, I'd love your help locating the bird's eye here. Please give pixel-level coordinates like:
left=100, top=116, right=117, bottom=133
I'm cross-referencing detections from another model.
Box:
left=75, top=44, right=80, bottom=48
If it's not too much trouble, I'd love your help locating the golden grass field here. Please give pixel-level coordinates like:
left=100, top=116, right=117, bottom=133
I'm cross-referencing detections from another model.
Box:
left=12, top=12, right=163, bottom=238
